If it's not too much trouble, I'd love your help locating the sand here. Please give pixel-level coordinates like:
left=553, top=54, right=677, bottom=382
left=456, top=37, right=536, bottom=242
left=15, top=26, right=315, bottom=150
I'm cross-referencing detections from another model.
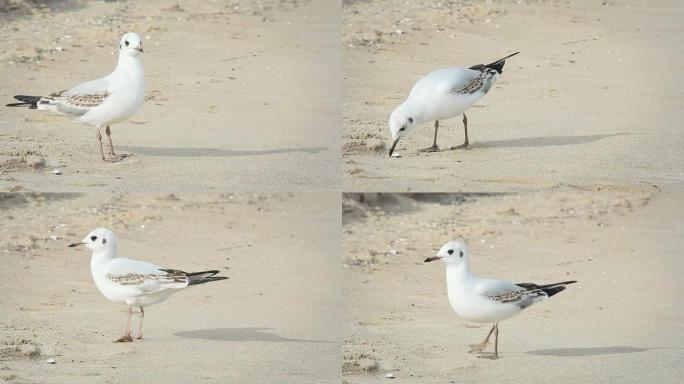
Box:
left=0, top=0, right=340, bottom=192
left=342, top=0, right=684, bottom=192
left=342, top=190, right=684, bottom=383
left=0, top=192, right=341, bottom=383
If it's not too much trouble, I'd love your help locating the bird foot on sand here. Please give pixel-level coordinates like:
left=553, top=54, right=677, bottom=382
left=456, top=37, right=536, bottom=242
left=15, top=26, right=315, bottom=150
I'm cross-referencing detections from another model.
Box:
left=476, top=352, right=499, bottom=360
left=450, top=143, right=469, bottom=150
left=419, top=145, right=440, bottom=153
left=468, top=343, right=487, bottom=353
left=114, top=334, right=134, bottom=343
left=102, top=154, right=132, bottom=163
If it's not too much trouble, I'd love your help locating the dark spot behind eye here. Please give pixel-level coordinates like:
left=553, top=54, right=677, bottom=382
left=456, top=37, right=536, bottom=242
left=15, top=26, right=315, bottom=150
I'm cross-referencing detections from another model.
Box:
left=447, top=249, right=454, bottom=255
left=459, top=251, right=464, bottom=258
left=102, top=238, right=107, bottom=244
left=408, top=117, right=414, bottom=124
left=91, top=236, right=97, bottom=241
left=125, top=41, right=130, bottom=46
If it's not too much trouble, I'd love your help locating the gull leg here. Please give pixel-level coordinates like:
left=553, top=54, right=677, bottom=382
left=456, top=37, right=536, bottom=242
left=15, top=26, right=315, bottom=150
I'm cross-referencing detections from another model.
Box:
left=477, top=322, right=500, bottom=360
left=419, top=120, right=440, bottom=152
left=105, top=125, right=116, bottom=157
left=451, top=113, right=470, bottom=150
left=136, top=307, right=144, bottom=339
left=468, top=324, right=496, bottom=353
left=96, top=128, right=106, bottom=161
left=114, top=306, right=134, bottom=342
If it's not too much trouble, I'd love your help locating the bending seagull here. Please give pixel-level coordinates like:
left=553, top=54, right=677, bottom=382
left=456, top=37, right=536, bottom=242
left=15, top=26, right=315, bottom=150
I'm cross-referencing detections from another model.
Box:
left=7, top=32, right=145, bottom=162
left=424, top=240, right=575, bottom=359
left=388, top=52, right=519, bottom=156
left=69, top=228, right=228, bottom=342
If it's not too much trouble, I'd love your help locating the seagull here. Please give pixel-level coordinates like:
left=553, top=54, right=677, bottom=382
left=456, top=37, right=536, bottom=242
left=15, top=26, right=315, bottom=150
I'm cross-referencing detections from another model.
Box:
left=69, top=228, right=228, bottom=342
left=6, top=32, right=146, bottom=162
left=424, top=240, right=575, bottom=359
left=388, top=52, right=519, bottom=157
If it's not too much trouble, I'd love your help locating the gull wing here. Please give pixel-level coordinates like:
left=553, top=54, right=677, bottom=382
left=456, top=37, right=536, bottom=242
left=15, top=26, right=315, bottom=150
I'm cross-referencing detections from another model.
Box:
left=105, top=258, right=189, bottom=295
left=37, top=77, right=111, bottom=116
left=477, top=278, right=547, bottom=309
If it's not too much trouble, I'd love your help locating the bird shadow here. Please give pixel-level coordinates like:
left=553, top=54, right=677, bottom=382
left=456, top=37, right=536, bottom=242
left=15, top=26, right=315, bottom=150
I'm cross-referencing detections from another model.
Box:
left=526, top=346, right=650, bottom=357
left=174, top=327, right=334, bottom=344
left=117, top=146, right=328, bottom=157
left=472, top=133, right=633, bottom=149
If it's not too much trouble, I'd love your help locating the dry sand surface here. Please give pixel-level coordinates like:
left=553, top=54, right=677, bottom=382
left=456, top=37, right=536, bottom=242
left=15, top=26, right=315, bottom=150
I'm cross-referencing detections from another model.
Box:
left=342, top=189, right=683, bottom=383
left=0, top=192, right=340, bottom=383
left=342, top=0, right=684, bottom=192
left=0, top=0, right=340, bottom=192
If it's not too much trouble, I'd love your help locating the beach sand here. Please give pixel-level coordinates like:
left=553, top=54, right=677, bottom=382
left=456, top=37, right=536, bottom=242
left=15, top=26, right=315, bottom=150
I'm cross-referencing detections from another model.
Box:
left=342, top=189, right=683, bottom=383
left=342, top=0, right=684, bottom=192
left=0, top=0, right=340, bottom=192
left=0, top=192, right=340, bottom=383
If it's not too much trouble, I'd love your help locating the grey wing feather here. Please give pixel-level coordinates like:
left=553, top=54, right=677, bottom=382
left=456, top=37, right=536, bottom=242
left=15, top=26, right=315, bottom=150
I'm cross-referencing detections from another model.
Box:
left=106, top=271, right=189, bottom=293
left=39, top=77, right=111, bottom=116
left=480, top=279, right=548, bottom=309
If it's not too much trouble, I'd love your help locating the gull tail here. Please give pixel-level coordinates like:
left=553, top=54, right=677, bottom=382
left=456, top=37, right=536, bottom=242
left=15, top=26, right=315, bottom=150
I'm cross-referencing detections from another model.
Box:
left=185, top=270, right=229, bottom=285
left=159, top=269, right=228, bottom=285
left=517, top=280, right=577, bottom=297
left=6, top=95, right=42, bottom=109
left=470, top=52, right=519, bottom=74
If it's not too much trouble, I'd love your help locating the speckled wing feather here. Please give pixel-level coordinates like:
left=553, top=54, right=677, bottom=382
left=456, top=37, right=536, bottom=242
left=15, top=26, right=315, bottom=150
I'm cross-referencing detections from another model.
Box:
left=38, top=90, right=110, bottom=116
left=451, top=68, right=498, bottom=95
left=483, top=284, right=548, bottom=309
left=106, top=269, right=188, bottom=293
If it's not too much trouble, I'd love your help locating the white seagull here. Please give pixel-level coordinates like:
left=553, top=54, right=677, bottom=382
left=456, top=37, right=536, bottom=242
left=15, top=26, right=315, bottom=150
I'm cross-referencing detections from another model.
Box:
left=7, top=32, right=146, bottom=162
left=388, top=52, right=519, bottom=156
left=69, top=228, right=228, bottom=342
left=424, top=240, right=575, bottom=359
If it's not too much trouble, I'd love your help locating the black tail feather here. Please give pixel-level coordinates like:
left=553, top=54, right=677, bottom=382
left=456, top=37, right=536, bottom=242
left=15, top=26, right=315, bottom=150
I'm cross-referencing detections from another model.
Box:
left=186, top=269, right=229, bottom=285
left=6, top=95, right=41, bottom=109
left=470, top=51, right=520, bottom=74
left=517, top=280, right=576, bottom=298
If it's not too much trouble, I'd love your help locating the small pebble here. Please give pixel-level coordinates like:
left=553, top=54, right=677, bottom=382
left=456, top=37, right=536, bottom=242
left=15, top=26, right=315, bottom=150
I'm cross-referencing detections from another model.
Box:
left=46, top=358, right=56, bottom=364
left=51, top=169, right=63, bottom=175
left=385, top=372, right=396, bottom=379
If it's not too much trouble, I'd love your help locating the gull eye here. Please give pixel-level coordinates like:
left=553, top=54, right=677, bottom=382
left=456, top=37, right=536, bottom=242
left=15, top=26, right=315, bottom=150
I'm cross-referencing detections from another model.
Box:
left=399, top=127, right=405, bottom=132
left=459, top=251, right=464, bottom=258
left=447, top=249, right=454, bottom=255
left=125, top=40, right=130, bottom=46
left=90, top=236, right=97, bottom=241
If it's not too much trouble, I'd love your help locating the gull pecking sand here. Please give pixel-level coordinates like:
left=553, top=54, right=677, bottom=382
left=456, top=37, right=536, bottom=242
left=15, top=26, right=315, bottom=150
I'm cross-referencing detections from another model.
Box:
left=7, top=32, right=146, bottom=162
left=424, top=240, right=575, bottom=359
left=69, top=228, right=228, bottom=342
left=389, top=52, right=518, bottom=156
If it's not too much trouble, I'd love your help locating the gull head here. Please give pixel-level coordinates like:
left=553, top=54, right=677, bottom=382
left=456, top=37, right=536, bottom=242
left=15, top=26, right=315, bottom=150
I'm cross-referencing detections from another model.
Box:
left=69, top=228, right=118, bottom=253
left=424, top=240, right=469, bottom=265
left=388, top=108, right=417, bottom=157
left=119, top=32, right=144, bottom=57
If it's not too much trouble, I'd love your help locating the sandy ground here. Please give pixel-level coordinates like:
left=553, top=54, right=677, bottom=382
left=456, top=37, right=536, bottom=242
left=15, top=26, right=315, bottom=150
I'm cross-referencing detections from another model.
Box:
left=0, top=0, right=340, bottom=192
left=0, top=192, right=341, bottom=383
left=342, top=0, right=684, bottom=192
left=342, top=189, right=684, bottom=383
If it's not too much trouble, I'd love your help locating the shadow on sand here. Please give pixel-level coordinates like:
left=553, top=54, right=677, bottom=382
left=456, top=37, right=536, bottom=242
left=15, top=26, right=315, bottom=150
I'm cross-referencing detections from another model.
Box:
left=473, top=133, right=633, bottom=149
left=526, top=346, right=650, bottom=357
left=174, top=327, right=334, bottom=344
left=118, top=146, right=328, bottom=157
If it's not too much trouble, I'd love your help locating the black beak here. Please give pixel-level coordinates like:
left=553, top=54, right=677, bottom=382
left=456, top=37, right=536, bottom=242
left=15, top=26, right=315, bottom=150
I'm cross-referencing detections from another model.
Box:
left=424, top=256, right=442, bottom=263
left=136, top=47, right=144, bottom=53
left=68, top=242, right=84, bottom=248
left=389, top=138, right=400, bottom=157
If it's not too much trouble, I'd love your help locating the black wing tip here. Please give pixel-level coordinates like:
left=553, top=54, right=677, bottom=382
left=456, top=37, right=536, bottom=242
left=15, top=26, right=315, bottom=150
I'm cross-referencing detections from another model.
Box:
left=8, top=95, right=41, bottom=108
